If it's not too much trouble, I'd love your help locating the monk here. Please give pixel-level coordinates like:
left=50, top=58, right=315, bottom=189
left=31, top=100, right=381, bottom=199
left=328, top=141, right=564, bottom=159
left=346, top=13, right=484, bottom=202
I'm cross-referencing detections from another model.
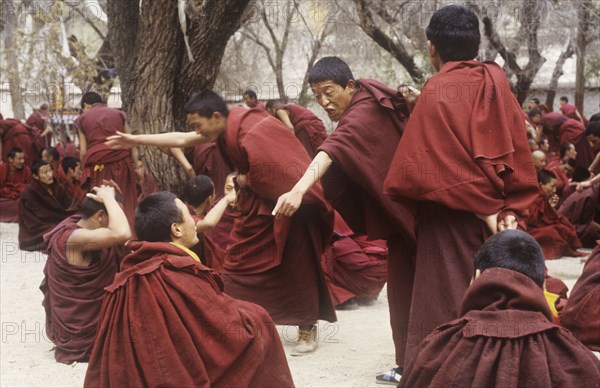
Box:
left=559, top=96, right=586, bottom=124
left=527, top=169, right=583, bottom=259
left=269, top=56, right=415, bottom=378
left=561, top=243, right=600, bottom=352
left=0, top=148, right=31, bottom=222
left=84, top=191, right=294, bottom=387
left=0, top=119, right=37, bottom=164
left=382, top=5, right=539, bottom=378
left=204, top=173, right=240, bottom=251
left=55, top=156, right=86, bottom=204
left=18, top=160, right=78, bottom=252
left=541, top=112, right=595, bottom=168
left=525, top=107, right=543, bottom=141
left=41, top=185, right=130, bottom=364
left=75, top=92, right=138, bottom=230
left=586, top=121, right=600, bottom=173
left=242, top=89, right=266, bottom=110
left=399, top=230, right=600, bottom=387
left=558, top=179, right=600, bottom=248
left=26, top=103, right=52, bottom=148
left=41, top=147, right=60, bottom=172
left=106, top=91, right=336, bottom=355
left=532, top=150, right=547, bottom=171
left=266, top=100, right=328, bottom=157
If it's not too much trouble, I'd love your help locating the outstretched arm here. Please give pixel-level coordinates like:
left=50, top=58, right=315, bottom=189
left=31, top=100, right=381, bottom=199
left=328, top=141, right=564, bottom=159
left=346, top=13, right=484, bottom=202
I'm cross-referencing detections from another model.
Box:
left=272, top=151, right=333, bottom=218
left=106, top=130, right=207, bottom=149
left=169, top=147, right=196, bottom=178
left=195, top=191, right=237, bottom=233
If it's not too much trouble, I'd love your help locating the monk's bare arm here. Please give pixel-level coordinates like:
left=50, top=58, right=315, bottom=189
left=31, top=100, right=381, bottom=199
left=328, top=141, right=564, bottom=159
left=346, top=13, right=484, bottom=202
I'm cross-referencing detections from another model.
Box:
left=123, top=123, right=139, bottom=164
left=195, top=192, right=236, bottom=233
left=77, top=128, right=87, bottom=161
left=588, top=152, right=600, bottom=174
left=272, top=151, right=333, bottom=218
left=169, top=147, right=196, bottom=179
left=276, top=109, right=294, bottom=132
left=106, top=130, right=207, bottom=149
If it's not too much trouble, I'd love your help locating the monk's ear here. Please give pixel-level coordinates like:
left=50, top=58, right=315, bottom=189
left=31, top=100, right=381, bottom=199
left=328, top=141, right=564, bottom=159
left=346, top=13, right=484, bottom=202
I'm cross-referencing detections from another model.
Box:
left=171, top=222, right=183, bottom=238
left=427, top=40, right=436, bottom=57
left=346, top=80, right=356, bottom=92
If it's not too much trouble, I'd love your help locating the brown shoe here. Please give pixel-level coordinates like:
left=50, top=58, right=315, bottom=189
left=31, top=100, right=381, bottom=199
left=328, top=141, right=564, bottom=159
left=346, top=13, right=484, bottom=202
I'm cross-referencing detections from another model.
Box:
left=291, top=325, right=317, bottom=356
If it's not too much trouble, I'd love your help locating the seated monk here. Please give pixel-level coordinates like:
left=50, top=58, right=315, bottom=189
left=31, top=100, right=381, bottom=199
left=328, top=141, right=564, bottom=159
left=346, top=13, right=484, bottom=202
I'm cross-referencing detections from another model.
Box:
left=0, top=148, right=31, bottom=222
left=18, top=160, right=79, bottom=252
left=561, top=243, right=600, bottom=352
left=84, top=192, right=293, bottom=387
left=400, top=230, right=600, bottom=387
left=40, top=185, right=130, bottom=364
left=0, top=119, right=37, bottom=164
left=41, top=147, right=60, bottom=172
left=526, top=169, right=583, bottom=259
left=558, top=178, right=600, bottom=248
left=55, top=156, right=86, bottom=205
left=204, top=173, right=240, bottom=251
left=183, top=175, right=237, bottom=273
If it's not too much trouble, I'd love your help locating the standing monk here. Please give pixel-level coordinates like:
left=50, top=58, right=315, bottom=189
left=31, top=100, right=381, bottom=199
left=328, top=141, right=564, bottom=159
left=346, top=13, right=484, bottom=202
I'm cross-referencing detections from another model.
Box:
left=272, top=56, right=415, bottom=383
left=75, top=92, right=138, bottom=230
left=383, top=4, right=538, bottom=372
left=106, top=91, right=336, bottom=355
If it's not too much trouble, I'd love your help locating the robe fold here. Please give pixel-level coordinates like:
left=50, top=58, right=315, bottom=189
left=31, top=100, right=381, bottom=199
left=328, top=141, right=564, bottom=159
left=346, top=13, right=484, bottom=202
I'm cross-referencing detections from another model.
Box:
left=218, top=107, right=336, bottom=325
left=399, top=268, right=600, bottom=387
left=18, top=179, right=78, bottom=252
left=84, top=240, right=294, bottom=388
left=383, top=61, right=539, bottom=368
left=192, top=143, right=233, bottom=198
left=558, top=184, right=600, bottom=248
left=527, top=191, right=583, bottom=259
left=0, top=119, right=37, bottom=164
left=561, top=243, right=600, bottom=351
left=282, top=103, right=328, bottom=157
left=0, top=164, right=32, bottom=222
left=40, top=215, right=122, bottom=364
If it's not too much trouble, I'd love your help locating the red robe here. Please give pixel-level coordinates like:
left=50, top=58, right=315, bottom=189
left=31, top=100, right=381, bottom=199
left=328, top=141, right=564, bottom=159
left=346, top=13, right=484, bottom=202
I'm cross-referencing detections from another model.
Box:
left=541, top=113, right=595, bottom=168
left=56, top=142, right=78, bottom=159
left=190, top=213, right=226, bottom=273
left=192, top=143, right=232, bottom=197
left=399, top=268, right=600, bottom=387
left=318, top=79, right=416, bottom=367
left=384, top=61, right=539, bottom=367
left=75, top=104, right=137, bottom=230
left=558, top=184, right=600, bottom=248
left=18, top=179, right=78, bottom=251
left=282, top=103, right=328, bottom=157
left=527, top=192, right=583, bottom=259
left=547, top=163, right=570, bottom=196
left=218, top=107, right=336, bottom=325
left=0, top=119, right=37, bottom=164
left=84, top=241, right=294, bottom=387
left=40, top=215, right=122, bottom=363
left=0, top=163, right=32, bottom=222
left=55, top=166, right=86, bottom=206
left=25, top=111, right=48, bottom=150
left=136, top=172, right=158, bottom=201
left=561, top=243, right=600, bottom=351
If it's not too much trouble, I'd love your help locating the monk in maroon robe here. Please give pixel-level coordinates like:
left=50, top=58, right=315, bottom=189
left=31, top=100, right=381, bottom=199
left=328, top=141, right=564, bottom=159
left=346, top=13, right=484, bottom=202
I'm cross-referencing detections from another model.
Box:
left=55, top=156, right=86, bottom=205
left=558, top=183, right=600, bottom=248
left=18, top=160, right=78, bottom=252
left=383, top=6, right=538, bottom=375
left=0, top=148, right=31, bottom=222
left=191, top=143, right=232, bottom=198
left=84, top=192, right=293, bottom=387
left=561, top=243, right=600, bottom=351
left=41, top=185, right=130, bottom=364
left=204, top=173, right=239, bottom=250
left=400, top=230, right=600, bottom=387
left=26, top=103, right=51, bottom=149
left=0, top=119, right=37, bottom=164
left=527, top=170, right=583, bottom=259
left=75, top=92, right=138, bottom=230
left=541, top=112, right=595, bottom=168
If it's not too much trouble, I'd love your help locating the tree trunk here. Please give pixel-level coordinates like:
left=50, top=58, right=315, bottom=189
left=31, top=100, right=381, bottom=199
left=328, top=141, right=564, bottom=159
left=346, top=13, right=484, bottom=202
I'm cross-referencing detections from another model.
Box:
left=2, top=0, right=26, bottom=119
left=546, top=39, right=574, bottom=110
left=107, top=0, right=251, bottom=193
left=575, top=0, right=590, bottom=113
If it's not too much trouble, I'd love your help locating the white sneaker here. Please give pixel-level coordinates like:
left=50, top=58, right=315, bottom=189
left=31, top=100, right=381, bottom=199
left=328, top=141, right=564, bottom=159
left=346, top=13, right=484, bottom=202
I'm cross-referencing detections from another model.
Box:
left=291, top=326, right=317, bottom=356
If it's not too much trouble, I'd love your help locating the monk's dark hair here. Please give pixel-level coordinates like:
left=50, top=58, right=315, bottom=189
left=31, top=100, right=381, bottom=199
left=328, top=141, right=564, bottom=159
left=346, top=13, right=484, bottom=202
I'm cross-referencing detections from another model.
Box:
left=528, top=108, right=541, bottom=118
left=560, top=96, right=568, bottom=102
left=537, top=169, right=556, bottom=184
left=184, top=90, right=229, bottom=119
left=308, top=56, right=354, bottom=87
left=559, top=142, right=574, bottom=159
left=183, top=175, right=214, bottom=207
left=80, top=189, right=124, bottom=220
left=61, top=156, right=80, bottom=173
left=243, top=89, right=257, bottom=99
left=585, top=121, right=600, bottom=137
left=43, top=147, right=60, bottom=160
left=590, top=113, right=600, bottom=122
left=135, top=191, right=184, bottom=242
left=265, top=99, right=283, bottom=110
left=572, top=166, right=591, bottom=183
left=7, top=147, right=23, bottom=159
left=474, top=230, right=545, bottom=288
left=80, top=92, right=103, bottom=109
left=39, top=103, right=49, bottom=111
left=425, top=5, right=480, bottom=62
left=530, top=98, right=540, bottom=105
left=31, top=159, right=48, bottom=176
left=563, top=158, right=577, bottom=169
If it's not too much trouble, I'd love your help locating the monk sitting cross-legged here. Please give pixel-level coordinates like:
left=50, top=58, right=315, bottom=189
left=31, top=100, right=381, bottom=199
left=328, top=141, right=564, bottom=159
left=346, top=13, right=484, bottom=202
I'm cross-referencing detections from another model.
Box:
left=0, top=147, right=32, bottom=222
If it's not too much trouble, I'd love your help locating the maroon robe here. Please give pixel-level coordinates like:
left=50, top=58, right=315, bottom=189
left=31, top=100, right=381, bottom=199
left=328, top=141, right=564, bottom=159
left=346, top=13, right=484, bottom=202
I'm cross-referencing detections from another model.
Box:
left=190, top=213, right=226, bottom=273
left=75, top=104, right=137, bottom=230
left=18, top=179, right=77, bottom=252
left=26, top=110, right=49, bottom=150
left=218, top=107, right=336, bottom=325
left=399, top=268, right=600, bottom=387
left=192, top=143, right=232, bottom=197
left=84, top=241, right=293, bottom=387
left=282, top=103, right=328, bottom=157
left=40, top=215, right=122, bottom=364
left=318, top=79, right=415, bottom=367
left=384, top=61, right=539, bottom=367
left=541, top=113, right=595, bottom=168
left=136, top=172, right=158, bottom=201
left=561, top=243, right=600, bottom=351
left=55, top=166, right=86, bottom=206
left=56, top=142, right=78, bottom=159
left=527, top=191, right=583, bottom=259
left=558, top=184, right=600, bottom=248
left=0, top=163, right=32, bottom=222
left=0, top=119, right=37, bottom=164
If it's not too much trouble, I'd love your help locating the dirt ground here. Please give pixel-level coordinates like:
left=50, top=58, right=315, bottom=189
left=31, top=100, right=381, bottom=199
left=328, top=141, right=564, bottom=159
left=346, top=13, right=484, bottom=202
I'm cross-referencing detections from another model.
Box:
left=0, top=221, right=595, bottom=387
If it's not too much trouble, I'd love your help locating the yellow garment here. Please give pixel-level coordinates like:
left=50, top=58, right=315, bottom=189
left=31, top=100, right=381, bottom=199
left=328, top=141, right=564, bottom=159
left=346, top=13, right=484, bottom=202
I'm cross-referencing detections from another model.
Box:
left=93, top=164, right=105, bottom=172
left=544, top=289, right=559, bottom=317
left=169, top=242, right=202, bottom=263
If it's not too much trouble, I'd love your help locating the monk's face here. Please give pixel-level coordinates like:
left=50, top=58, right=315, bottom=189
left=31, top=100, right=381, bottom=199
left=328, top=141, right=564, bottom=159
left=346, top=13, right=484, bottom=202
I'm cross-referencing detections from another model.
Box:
left=224, top=175, right=236, bottom=196
left=243, top=95, right=258, bottom=108
left=8, top=152, right=25, bottom=170
left=310, top=80, right=356, bottom=122
left=528, top=100, right=538, bottom=110
left=187, top=112, right=226, bottom=142
left=41, top=149, right=53, bottom=164
left=539, top=139, right=549, bottom=152
left=70, top=162, right=83, bottom=181
left=174, top=198, right=199, bottom=248
left=530, top=114, right=541, bottom=124
left=540, top=178, right=557, bottom=199
left=564, top=144, right=577, bottom=160
left=588, top=134, right=600, bottom=150
left=533, top=153, right=546, bottom=171
left=35, top=164, right=54, bottom=185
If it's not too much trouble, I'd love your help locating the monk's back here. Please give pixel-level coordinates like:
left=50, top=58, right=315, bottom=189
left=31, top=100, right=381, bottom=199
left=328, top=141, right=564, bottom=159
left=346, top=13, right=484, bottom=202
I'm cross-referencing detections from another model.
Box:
left=76, top=105, right=126, bottom=148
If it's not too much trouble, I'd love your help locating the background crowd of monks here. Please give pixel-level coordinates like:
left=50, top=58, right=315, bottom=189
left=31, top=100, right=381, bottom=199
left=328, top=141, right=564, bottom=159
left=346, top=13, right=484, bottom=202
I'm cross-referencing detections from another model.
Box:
left=0, top=4, right=599, bottom=387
